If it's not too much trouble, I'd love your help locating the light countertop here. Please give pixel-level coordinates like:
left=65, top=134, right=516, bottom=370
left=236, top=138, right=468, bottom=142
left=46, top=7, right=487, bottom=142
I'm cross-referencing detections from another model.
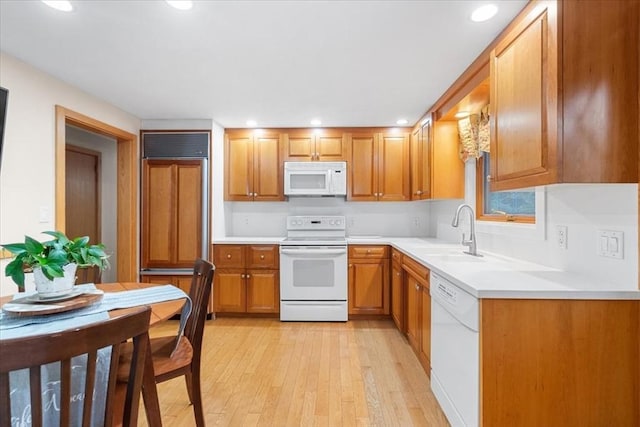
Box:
left=213, top=236, right=640, bottom=300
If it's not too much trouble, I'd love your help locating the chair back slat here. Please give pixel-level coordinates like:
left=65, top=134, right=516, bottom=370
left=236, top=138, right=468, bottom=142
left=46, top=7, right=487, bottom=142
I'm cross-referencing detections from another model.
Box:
left=0, top=306, right=151, bottom=427
left=82, top=349, right=98, bottom=427
left=29, top=366, right=43, bottom=427
left=184, top=259, right=215, bottom=358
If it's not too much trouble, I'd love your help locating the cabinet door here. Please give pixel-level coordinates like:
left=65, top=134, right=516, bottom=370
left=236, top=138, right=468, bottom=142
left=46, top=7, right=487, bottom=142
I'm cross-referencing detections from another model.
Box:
left=316, top=133, right=346, bottom=161
left=142, top=161, right=173, bottom=267
left=419, top=282, right=431, bottom=373
left=490, top=2, right=558, bottom=190
left=410, top=127, right=423, bottom=200
left=175, top=162, right=203, bottom=266
left=391, top=261, right=405, bottom=332
left=225, top=132, right=254, bottom=200
left=378, top=133, right=410, bottom=201
left=284, top=131, right=315, bottom=161
left=405, top=275, right=420, bottom=351
left=142, top=160, right=202, bottom=268
left=348, top=259, right=389, bottom=315
left=246, top=269, right=279, bottom=313
left=410, top=123, right=432, bottom=200
left=253, top=133, right=283, bottom=201
left=561, top=0, right=638, bottom=183
left=348, top=133, right=378, bottom=200
left=214, top=269, right=246, bottom=312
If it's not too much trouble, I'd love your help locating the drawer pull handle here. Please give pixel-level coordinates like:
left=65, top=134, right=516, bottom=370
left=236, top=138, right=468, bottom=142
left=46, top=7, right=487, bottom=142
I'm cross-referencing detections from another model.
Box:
left=227, top=254, right=232, bottom=259
left=260, top=255, right=265, bottom=260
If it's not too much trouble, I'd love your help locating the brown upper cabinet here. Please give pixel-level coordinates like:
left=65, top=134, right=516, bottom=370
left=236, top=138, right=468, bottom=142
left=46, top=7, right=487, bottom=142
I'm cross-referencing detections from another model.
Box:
left=347, top=130, right=411, bottom=201
left=283, top=129, right=347, bottom=161
left=225, top=129, right=284, bottom=201
left=410, top=118, right=431, bottom=200
left=489, top=0, right=638, bottom=191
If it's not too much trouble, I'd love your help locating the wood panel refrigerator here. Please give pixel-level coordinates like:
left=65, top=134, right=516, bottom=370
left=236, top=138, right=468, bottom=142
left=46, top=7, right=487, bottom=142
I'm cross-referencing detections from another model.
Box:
left=139, top=131, right=212, bottom=311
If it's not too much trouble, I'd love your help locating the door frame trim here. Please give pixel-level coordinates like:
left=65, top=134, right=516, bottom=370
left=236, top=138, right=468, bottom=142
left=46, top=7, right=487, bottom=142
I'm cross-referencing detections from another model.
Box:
left=55, top=106, right=138, bottom=281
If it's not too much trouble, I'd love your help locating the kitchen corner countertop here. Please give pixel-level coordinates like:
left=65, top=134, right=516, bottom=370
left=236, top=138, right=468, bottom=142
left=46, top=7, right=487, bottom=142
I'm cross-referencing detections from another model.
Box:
left=214, top=236, right=640, bottom=300
left=376, top=237, right=640, bottom=301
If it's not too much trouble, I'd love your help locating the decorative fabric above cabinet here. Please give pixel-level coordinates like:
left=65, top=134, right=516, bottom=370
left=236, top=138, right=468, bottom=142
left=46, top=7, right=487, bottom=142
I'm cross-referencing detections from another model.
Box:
left=457, top=105, right=490, bottom=162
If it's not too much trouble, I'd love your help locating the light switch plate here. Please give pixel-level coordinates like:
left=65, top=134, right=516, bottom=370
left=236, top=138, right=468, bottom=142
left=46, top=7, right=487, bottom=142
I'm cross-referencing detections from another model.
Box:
left=597, top=230, right=623, bottom=259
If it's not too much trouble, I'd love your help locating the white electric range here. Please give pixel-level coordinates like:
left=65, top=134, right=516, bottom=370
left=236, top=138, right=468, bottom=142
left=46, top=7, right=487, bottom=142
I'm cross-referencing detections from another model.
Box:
left=279, top=216, right=348, bottom=321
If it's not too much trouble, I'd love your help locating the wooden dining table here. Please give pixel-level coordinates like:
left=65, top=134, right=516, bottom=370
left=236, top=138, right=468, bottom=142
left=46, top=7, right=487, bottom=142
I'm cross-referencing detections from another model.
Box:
left=0, top=282, right=186, bottom=427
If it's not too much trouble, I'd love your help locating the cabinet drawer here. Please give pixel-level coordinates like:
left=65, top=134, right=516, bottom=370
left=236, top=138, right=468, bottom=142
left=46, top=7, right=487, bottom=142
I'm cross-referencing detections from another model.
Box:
left=391, top=248, right=403, bottom=263
left=213, top=245, right=245, bottom=268
left=349, top=245, right=389, bottom=259
left=247, top=245, right=279, bottom=269
left=402, top=255, right=429, bottom=284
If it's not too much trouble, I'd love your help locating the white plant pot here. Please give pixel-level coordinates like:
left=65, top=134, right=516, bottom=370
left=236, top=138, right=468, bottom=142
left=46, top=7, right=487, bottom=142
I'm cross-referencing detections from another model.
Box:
left=33, top=263, right=77, bottom=298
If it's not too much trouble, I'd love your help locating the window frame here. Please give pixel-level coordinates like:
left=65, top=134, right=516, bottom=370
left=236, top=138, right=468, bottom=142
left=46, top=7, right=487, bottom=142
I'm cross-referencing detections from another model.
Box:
left=475, top=154, right=535, bottom=224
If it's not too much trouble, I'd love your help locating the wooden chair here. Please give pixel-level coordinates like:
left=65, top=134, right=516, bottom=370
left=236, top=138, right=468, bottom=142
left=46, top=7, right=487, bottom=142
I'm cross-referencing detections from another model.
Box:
left=119, top=258, right=215, bottom=427
left=0, top=305, right=151, bottom=427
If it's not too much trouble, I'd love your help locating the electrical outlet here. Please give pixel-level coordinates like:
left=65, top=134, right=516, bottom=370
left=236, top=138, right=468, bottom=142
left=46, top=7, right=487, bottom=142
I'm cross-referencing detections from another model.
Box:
left=556, top=225, right=568, bottom=249
left=413, top=217, right=420, bottom=227
left=39, top=206, right=50, bottom=223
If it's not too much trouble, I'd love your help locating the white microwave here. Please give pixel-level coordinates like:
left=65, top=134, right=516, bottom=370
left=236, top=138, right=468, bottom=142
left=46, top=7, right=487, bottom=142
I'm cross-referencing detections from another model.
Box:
left=284, top=161, right=347, bottom=196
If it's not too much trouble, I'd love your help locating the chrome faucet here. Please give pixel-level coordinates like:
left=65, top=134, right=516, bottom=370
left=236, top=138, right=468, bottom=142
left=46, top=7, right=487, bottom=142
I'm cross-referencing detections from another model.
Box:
left=451, top=204, right=481, bottom=256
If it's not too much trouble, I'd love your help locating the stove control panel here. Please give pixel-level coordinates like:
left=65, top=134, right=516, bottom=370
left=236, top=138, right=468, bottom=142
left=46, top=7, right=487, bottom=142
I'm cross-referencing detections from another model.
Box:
left=286, top=216, right=346, bottom=231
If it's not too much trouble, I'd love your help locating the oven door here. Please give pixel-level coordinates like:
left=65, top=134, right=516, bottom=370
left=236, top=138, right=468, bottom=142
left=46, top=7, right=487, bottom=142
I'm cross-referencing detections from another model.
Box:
left=279, top=246, right=347, bottom=301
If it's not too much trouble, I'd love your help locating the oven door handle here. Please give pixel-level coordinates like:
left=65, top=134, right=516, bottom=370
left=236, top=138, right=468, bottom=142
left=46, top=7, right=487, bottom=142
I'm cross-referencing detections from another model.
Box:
left=281, top=248, right=347, bottom=256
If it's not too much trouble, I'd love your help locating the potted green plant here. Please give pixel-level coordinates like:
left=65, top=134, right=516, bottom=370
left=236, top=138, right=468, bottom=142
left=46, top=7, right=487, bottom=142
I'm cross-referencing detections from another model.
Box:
left=1, top=230, right=110, bottom=295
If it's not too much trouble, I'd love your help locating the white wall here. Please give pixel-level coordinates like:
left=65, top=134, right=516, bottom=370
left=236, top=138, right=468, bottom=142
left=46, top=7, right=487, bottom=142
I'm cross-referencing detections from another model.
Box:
left=0, top=52, right=141, bottom=295
left=431, top=161, right=638, bottom=289
left=225, top=198, right=431, bottom=238
left=65, top=125, right=118, bottom=283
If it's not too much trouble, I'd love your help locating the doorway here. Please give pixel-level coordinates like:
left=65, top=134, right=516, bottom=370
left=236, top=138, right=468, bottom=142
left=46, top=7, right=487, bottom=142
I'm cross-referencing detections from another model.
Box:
left=55, top=106, right=138, bottom=282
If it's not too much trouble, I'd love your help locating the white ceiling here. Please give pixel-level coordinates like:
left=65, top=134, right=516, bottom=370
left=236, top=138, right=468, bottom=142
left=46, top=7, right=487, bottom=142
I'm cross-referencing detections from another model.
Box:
left=0, top=0, right=527, bottom=128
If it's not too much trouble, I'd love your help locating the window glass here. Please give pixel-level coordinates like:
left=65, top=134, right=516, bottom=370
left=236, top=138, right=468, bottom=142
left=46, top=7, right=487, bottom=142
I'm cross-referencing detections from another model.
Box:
left=480, top=154, right=535, bottom=221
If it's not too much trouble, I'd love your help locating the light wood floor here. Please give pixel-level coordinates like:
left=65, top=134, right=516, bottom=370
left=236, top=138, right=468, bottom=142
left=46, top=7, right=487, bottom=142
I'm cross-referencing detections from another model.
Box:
left=140, top=318, right=449, bottom=427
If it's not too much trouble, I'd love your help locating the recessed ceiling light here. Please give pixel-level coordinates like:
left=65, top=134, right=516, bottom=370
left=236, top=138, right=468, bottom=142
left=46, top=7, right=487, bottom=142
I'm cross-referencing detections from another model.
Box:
left=166, top=0, right=193, bottom=11
left=455, top=111, right=471, bottom=119
left=41, top=1, right=73, bottom=12
left=246, top=120, right=257, bottom=127
left=310, top=119, right=322, bottom=126
left=471, top=4, right=498, bottom=22
left=396, top=119, right=409, bottom=125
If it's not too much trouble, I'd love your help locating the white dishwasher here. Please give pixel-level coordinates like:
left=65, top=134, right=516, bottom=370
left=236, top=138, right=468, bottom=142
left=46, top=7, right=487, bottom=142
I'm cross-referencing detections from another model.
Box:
left=430, top=272, right=479, bottom=427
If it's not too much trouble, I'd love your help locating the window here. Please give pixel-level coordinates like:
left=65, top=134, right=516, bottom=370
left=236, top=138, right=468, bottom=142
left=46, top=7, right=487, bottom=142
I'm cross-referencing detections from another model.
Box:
left=477, top=153, right=535, bottom=223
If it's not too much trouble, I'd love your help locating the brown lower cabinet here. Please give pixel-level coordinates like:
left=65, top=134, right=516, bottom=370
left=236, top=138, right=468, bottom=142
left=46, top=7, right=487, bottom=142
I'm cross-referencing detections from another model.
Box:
left=393, top=249, right=640, bottom=425
left=213, top=244, right=279, bottom=314
left=402, top=255, right=430, bottom=374
left=348, top=245, right=390, bottom=316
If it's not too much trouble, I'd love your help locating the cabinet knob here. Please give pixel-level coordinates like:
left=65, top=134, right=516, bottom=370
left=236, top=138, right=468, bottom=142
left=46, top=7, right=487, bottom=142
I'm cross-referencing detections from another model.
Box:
left=415, top=284, right=420, bottom=291
left=366, top=249, right=371, bottom=253
left=226, top=254, right=232, bottom=259
left=396, top=272, right=400, bottom=276
left=349, top=264, right=353, bottom=268
left=247, top=192, right=251, bottom=196
left=253, top=192, right=258, bottom=197
left=260, top=255, right=265, bottom=260
left=241, top=273, right=245, bottom=278
left=486, top=175, right=492, bottom=182
left=416, top=190, right=422, bottom=195
left=246, top=274, right=251, bottom=279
